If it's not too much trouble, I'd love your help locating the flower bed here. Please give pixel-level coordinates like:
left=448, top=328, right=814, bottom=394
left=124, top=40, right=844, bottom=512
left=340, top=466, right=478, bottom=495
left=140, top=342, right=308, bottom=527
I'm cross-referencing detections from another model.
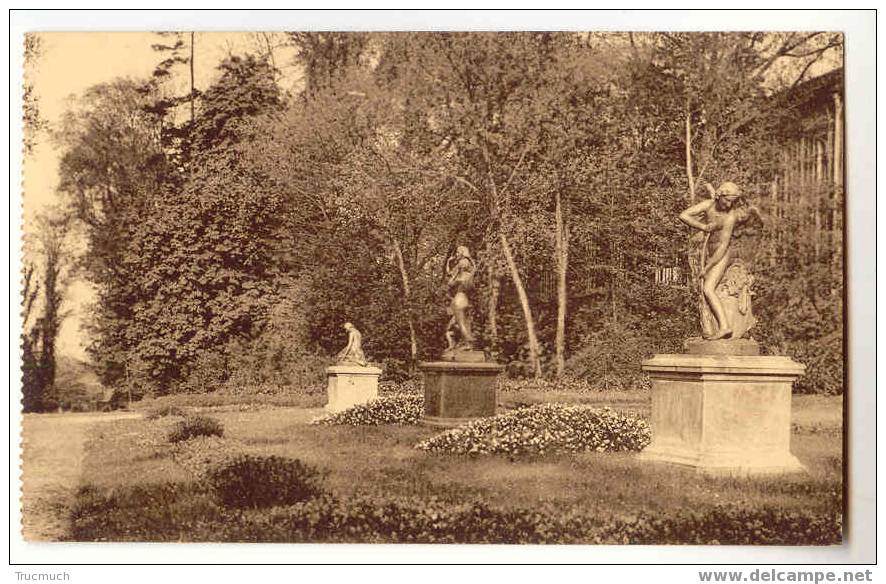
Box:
left=416, top=404, right=651, bottom=455
left=311, top=394, right=423, bottom=426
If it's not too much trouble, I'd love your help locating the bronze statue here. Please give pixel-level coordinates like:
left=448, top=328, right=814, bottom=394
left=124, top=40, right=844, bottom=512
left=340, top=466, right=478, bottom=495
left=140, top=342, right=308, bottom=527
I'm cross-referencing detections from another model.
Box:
left=680, top=182, right=762, bottom=341
left=335, top=322, right=368, bottom=366
left=444, top=245, right=477, bottom=352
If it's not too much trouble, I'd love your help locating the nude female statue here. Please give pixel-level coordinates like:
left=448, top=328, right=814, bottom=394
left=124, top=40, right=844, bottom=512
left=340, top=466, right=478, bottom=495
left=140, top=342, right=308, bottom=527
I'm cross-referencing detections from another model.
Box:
left=335, top=322, right=368, bottom=366
left=680, top=182, right=762, bottom=340
left=444, top=245, right=477, bottom=350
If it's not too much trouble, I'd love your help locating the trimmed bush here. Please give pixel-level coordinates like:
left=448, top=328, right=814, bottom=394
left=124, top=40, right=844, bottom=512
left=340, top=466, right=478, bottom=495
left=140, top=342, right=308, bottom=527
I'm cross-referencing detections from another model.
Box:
left=144, top=404, right=187, bottom=420
left=67, top=485, right=841, bottom=545
left=312, top=394, right=423, bottom=426
left=168, top=415, right=224, bottom=443
left=599, top=505, right=843, bottom=545
left=207, top=454, right=324, bottom=509
left=416, top=404, right=651, bottom=455
left=240, top=497, right=840, bottom=545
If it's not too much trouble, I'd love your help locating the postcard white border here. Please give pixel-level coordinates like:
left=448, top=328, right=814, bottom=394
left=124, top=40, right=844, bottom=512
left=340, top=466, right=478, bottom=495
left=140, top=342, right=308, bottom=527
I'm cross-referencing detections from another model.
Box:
left=7, top=7, right=877, bottom=568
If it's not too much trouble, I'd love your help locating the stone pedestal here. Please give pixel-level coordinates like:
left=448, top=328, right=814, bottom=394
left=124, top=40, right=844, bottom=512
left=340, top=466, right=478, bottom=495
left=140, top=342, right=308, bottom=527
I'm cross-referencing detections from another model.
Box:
left=640, top=353, right=807, bottom=477
left=419, top=361, right=503, bottom=427
left=325, top=365, right=382, bottom=413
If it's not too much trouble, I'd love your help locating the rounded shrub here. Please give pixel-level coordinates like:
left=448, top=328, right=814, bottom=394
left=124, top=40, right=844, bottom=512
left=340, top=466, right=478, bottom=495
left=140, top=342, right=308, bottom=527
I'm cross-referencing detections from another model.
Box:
left=168, top=415, right=224, bottom=443
left=207, top=454, right=324, bottom=509
left=416, top=404, right=651, bottom=455
left=312, top=394, right=423, bottom=426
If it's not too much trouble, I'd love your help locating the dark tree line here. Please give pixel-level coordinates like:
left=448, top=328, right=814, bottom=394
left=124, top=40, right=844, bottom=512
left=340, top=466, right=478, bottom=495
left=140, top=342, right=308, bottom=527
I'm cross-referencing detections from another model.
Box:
left=49, top=32, right=843, bottom=397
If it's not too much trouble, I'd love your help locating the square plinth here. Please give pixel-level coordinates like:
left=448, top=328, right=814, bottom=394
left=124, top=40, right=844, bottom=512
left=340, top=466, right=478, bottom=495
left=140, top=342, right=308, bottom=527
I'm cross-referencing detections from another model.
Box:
left=419, top=361, right=503, bottom=427
left=325, top=365, right=382, bottom=413
left=640, top=354, right=807, bottom=477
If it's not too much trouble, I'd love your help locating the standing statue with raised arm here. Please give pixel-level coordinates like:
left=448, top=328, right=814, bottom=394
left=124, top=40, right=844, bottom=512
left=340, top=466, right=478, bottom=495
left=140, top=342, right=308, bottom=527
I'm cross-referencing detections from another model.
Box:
left=641, top=180, right=805, bottom=476
left=420, top=242, right=500, bottom=426
left=438, top=244, right=487, bottom=363
left=679, top=181, right=762, bottom=341
left=444, top=245, right=477, bottom=351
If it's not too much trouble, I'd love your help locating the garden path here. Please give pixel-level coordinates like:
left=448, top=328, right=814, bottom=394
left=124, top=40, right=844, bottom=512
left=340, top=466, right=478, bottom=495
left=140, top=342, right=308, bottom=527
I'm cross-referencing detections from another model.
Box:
left=19, top=411, right=140, bottom=541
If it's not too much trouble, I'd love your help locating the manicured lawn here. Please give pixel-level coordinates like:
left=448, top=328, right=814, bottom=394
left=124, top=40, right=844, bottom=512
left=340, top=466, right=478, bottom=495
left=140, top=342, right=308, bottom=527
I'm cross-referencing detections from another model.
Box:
left=61, top=390, right=842, bottom=543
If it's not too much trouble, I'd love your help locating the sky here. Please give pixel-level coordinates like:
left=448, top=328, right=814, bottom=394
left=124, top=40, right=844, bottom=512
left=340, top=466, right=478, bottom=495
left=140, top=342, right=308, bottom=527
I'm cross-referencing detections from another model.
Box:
left=23, top=32, right=299, bottom=360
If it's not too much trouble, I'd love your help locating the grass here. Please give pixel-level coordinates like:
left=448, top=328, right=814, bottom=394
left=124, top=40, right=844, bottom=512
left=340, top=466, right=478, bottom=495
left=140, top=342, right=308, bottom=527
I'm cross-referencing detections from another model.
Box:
left=211, top=408, right=840, bottom=516
left=61, top=390, right=843, bottom=543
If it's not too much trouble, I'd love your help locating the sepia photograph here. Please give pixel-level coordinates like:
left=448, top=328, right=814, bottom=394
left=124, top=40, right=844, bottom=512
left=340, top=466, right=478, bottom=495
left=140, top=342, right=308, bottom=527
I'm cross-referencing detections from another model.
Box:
left=10, top=10, right=874, bottom=567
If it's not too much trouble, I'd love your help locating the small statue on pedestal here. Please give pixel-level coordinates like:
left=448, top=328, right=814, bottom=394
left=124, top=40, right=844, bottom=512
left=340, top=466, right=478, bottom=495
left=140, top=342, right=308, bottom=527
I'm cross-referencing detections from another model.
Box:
left=335, top=322, right=368, bottom=366
left=679, top=181, right=762, bottom=342
left=326, top=322, right=380, bottom=414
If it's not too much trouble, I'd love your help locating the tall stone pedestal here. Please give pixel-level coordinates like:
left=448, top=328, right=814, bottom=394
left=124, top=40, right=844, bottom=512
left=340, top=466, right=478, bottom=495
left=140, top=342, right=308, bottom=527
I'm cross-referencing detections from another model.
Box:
left=419, top=361, right=503, bottom=427
left=640, top=353, right=807, bottom=477
left=325, top=365, right=382, bottom=413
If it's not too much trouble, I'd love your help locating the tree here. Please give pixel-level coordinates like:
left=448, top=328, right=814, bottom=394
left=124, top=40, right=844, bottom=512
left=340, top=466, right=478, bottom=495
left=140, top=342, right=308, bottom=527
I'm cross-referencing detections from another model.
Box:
left=289, top=32, right=370, bottom=96
left=21, top=211, right=72, bottom=411
left=248, top=69, right=447, bottom=364
left=122, top=54, right=285, bottom=392
left=148, top=32, right=199, bottom=124
left=20, top=262, right=42, bottom=411
left=56, top=32, right=844, bottom=393
left=56, top=78, right=170, bottom=386
left=23, top=34, right=47, bottom=154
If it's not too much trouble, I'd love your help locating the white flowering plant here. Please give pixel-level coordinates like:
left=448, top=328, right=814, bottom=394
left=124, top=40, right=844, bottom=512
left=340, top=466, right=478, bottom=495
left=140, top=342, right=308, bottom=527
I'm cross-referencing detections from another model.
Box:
left=311, top=394, right=424, bottom=426
left=415, top=404, right=651, bottom=455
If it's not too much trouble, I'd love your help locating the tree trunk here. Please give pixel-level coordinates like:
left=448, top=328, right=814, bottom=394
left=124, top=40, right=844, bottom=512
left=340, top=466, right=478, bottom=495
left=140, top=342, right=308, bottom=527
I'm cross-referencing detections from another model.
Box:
left=554, top=188, right=568, bottom=378
left=392, top=239, right=418, bottom=369
left=685, top=109, right=695, bottom=202
left=486, top=239, right=499, bottom=347
left=35, top=228, right=65, bottom=408
left=499, top=230, right=542, bottom=378
left=685, top=109, right=704, bottom=329
left=189, top=32, right=196, bottom=125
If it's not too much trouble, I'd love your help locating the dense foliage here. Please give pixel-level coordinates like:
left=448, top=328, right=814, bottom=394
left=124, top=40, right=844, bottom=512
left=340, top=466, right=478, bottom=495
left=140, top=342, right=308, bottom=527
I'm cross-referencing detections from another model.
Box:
left=415, top=404, right=651, bottom=455
left=53, top=32, right=844, bottom=395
